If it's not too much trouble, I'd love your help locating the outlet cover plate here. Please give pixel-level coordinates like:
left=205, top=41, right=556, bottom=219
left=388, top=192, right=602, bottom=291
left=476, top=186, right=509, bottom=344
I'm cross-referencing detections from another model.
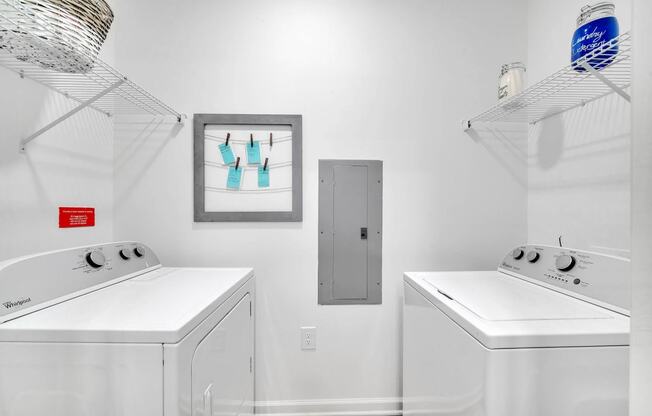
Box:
left=301, top=326, right=316, bottom=350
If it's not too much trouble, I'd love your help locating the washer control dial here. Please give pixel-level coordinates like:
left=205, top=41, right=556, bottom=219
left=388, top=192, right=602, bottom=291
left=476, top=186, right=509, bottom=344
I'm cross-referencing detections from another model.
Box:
left=526, top=251, right=540, bottom=263
left=86, top=251, right=106, bottom=269
left=556, top=255, right=576, bottom=272
left=134, top=246, right=145, bottom=258
left=512, top=249, right=525, bottom=260
left=119, top=249, right=132, bottom=260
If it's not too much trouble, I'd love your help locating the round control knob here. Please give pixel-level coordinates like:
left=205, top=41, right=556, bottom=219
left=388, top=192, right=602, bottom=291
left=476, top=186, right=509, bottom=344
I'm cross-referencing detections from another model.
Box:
left=556, top=255, right=576, bottom=272
left=119, top=249, right=132, bottom=260
left=526, top=251, right=540, bottom=263
left=573, top=278, right=581, bottom=285
left=86, top=251, right=106, bottom=269
left=133, top=246, right=145, bottom=258
left=512, top=248, right=525, bottom=260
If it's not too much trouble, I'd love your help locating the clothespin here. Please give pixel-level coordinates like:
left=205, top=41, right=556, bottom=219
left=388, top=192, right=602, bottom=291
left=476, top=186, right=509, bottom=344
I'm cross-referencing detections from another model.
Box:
left=235, top=156, right=240, bottom=170
left=263, top=157, right=269, bottom=171
left=225, top=133, right=230, bottom=146
left=269, top=133, right=273, bottom=148
left=250, top=133, right=254, bottom=147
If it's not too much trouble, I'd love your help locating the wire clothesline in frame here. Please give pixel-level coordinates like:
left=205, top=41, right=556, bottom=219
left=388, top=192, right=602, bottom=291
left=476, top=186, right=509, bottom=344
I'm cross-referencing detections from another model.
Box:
left=205, top=160, right=293, bottom=171
left=205, top=131, right=292, bottom=169
left=205, top=186, right=293, bottom=194
left=194, top=114, right=303, bottom=222
left=205, top=134, right=293, bottom=145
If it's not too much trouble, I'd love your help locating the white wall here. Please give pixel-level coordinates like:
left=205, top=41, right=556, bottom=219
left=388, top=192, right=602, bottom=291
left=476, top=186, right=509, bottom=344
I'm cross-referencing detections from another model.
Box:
left=526, top=0, right=632, bottom=255
left=630, top=0, right=652, bottom=413
left=0, top=0, right=642, bottom=413
left=111, top=0, right=528, bottom=413
left=0, top=51, right=114, bottom=260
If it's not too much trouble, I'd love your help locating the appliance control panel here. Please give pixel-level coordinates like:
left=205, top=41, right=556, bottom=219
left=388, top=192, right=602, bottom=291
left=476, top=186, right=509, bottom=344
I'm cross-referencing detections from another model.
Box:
left=0, top=242, right=160, bottom=323
left=499, top=245, right=631, bottom=314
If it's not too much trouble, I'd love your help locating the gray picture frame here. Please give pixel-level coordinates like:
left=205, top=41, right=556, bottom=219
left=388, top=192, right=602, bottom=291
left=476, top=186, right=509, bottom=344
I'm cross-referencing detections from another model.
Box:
left=194, top=114, right=302, bottom=222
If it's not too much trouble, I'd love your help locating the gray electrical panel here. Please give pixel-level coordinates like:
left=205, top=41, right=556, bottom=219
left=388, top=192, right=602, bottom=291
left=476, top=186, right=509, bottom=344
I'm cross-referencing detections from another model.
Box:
left=318, top=160, right=382, bottom=305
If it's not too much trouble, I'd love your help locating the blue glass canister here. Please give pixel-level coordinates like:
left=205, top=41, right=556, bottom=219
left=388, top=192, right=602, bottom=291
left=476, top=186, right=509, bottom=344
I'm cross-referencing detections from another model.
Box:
left=571, top=2, right=619, bottom=72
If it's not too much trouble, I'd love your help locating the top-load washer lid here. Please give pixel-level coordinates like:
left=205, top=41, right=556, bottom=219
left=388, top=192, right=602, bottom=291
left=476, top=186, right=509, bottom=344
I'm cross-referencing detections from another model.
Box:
left=431, top=273, right=612, bottom=322
left=404, top=271, right=630, bottom=349
left=0, top=267, right=254, bottom=344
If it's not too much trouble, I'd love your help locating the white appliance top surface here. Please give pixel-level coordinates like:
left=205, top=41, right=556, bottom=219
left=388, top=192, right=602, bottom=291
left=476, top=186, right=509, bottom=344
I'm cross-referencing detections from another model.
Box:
left=431, top=272, right=612, bottom=321
left=404, top=271, right=629, bottom=349
left=0, top=267, right=253, bottom=344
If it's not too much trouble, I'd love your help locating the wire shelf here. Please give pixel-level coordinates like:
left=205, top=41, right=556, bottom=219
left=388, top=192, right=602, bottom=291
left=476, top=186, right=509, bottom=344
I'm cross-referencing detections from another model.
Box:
left=464, top=32, right=631, bottom=130
left=0, top=0, right=183, bottom=151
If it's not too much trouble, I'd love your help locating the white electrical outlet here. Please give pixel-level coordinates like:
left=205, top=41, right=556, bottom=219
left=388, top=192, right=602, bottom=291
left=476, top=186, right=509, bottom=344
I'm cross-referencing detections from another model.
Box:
left=301, top=326, right=317, bottom=350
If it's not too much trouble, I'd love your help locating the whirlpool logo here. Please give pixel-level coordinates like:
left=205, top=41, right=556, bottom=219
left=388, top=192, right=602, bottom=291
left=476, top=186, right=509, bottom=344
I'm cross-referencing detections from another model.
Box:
left=2, top=298, right=32, bottom=310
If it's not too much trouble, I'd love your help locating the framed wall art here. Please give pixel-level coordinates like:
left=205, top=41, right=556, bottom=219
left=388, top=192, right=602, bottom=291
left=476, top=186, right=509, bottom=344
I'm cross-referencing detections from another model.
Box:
left=194, top=114, right=302, bottom=222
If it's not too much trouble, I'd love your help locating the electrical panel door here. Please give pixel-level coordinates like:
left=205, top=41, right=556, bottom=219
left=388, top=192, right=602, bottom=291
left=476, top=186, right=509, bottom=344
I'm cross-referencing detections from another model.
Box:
left=318, top=160, right=382, bottom=305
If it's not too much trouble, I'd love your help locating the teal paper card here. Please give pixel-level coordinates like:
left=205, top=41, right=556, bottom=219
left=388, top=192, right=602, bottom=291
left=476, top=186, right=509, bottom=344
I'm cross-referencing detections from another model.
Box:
left=258, top=166, right=270, bottom=188
left=219, top=143, right=235, bottom=165
left=246, top=141, right=261, bottom=165
left=227, top=167, right=242, bottom=189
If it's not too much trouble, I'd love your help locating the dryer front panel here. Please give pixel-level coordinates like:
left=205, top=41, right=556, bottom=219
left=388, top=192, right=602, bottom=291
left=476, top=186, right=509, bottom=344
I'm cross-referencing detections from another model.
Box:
left=191, top=293, right=253, bottom=416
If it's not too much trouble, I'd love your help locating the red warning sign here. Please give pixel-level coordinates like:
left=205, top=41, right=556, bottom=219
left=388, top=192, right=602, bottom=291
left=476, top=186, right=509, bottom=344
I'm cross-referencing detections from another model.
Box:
left=59, top=207, right=95, bottom=228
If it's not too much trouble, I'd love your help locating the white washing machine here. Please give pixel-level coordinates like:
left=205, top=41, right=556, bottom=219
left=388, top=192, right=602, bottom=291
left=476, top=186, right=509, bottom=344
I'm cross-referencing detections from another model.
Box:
left=403, top=245, right=630, bottom=416
left=0, top=242, right=255, bottom=416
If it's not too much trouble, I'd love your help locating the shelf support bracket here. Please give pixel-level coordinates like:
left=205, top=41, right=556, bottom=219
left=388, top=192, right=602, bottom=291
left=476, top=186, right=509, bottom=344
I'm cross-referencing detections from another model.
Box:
left=580, top=62, right=631, bottom=103
left=462, top=119, right=473, bottom=132
left=19, top=79, right=126, bottom=152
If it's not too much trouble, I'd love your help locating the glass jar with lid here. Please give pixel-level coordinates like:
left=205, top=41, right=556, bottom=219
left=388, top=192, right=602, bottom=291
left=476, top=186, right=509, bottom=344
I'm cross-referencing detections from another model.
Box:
left=498, top=62, right=526, bottom=101
left=571, top=2, right=619, bottom=72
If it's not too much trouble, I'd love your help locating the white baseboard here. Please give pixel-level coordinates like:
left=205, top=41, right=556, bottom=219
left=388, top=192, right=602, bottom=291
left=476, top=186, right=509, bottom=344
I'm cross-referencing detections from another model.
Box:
left=254, top=397, right=403, bottom=416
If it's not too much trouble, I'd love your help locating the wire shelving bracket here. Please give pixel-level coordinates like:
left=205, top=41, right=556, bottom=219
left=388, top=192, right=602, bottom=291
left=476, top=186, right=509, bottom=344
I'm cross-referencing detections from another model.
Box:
left=0, top=0, right=184, bottom=152
left=463, top=32, right=631, bottom=132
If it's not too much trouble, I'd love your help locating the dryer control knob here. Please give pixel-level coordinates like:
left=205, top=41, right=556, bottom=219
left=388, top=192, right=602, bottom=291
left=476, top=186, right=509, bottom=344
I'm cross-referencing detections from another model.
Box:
left=134, top=246, right=145, bottom=258
left=526, top=251, right=540, bottom=263
left=512, top=248, right=525, bottom=260
left=556, top=255, right=576, bottom=272
left=86, top=251, right=106, bottom=269
left=119, top=249, right=132, bottom=260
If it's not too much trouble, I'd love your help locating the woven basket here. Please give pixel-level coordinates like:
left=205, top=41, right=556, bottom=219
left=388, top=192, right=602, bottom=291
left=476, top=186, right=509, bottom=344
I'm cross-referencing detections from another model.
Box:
left=0, top=0, right=114, bottom=73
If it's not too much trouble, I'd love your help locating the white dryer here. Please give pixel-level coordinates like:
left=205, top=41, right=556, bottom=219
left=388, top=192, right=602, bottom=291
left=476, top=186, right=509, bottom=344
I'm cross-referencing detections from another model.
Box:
left=0, top=242, right=255, bottom=416
left=403, top=245, right=630, bottom=416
